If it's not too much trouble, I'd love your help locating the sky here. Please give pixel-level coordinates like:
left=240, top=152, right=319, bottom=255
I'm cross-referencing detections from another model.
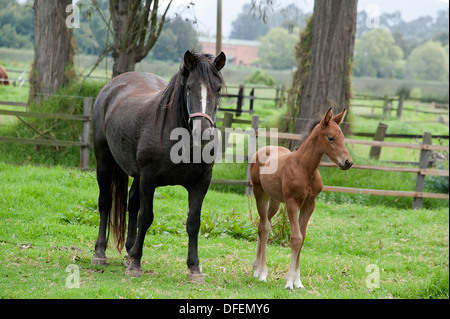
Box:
left=167, top=0, right=449, bottom=38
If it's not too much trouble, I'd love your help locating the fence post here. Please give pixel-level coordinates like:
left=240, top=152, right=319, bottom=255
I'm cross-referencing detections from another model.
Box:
left=382, top=96, right=392, bottom=119
left=249, top=88, right=255, bottom=112
left=236, top=85, right=244, bottom=117
left=412, top=132, right=432, bottom=210
left=246, top=115, right=259, bottom=196
left=369, top=122, right=388, bottom=160
left=396, top=94, right=405, bottom=119
left=80, top=97, right=92, bottom=170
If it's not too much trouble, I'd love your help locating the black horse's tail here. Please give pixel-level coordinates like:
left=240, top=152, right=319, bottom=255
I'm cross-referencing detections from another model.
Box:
left=109, top=165, right=128, bottom=253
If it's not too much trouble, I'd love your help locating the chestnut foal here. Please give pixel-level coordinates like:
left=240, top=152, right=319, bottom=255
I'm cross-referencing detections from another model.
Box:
left=250, top=108, right=353, bottom=290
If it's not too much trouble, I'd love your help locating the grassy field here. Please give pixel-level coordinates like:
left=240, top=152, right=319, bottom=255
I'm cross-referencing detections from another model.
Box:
left=0, top=163, right=448, bottom=299
left=0, top=48, right=448, bottom=300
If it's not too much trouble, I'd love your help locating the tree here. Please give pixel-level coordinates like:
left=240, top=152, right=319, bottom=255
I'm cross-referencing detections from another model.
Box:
left=406, top=41, right=449, bottom=82
left=151, top=17, right=199, bottom=62
left=288, top=0, right=358, bottom=136
left=0, top=0, right=34, bottom=49
left=29, top=0, right=76, bottom=103
left=353, top=28, right=404, bottom=78
left=258, top=27, right=298, bottom=70
left=230, top=3, right=270, bottom=40
left=108, top=0, right=173, bottom=77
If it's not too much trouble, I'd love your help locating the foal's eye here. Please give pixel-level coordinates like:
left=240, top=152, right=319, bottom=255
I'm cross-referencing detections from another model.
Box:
left=328, top=136, right=335, bottom=142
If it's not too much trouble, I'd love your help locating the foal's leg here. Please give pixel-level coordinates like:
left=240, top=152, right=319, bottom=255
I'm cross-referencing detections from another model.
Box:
left=285, top=198, right=303, bottom=290
left=252, top=185, right=270, bottom=280
left=125, top=178, right=139, bottom=261
left=126, top=174, right=155, bottom=277
left=186, top=179, right=210, bottom=283
left=284, top=198, right=316, bottom=290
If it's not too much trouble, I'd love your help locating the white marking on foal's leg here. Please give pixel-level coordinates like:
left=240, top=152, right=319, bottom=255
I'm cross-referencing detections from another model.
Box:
left=284, top=268, right=305, bottom=290
left=200, top=83, right=207, bottom=114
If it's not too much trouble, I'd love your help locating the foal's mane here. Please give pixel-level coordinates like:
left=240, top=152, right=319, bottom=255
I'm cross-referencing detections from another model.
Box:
left=159, top=50, right=225, bottom=128
left=293, top=119, right=321, bottom=151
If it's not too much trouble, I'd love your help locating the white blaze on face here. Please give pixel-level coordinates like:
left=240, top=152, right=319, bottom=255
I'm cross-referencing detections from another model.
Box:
left=200, top=83, right=207, bottom=114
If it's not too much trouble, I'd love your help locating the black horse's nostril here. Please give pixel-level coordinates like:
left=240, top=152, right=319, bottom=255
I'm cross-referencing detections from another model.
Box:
left=345, top=159, right=353, bottom=169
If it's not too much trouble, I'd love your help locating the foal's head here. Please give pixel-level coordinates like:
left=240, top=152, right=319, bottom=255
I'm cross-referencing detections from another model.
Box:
left=314, top=107, right=353, bottom=170
left=180, top=50, right=226, bottom=137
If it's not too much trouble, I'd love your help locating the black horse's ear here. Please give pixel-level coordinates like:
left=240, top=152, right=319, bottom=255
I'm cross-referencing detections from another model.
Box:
left=214, top=52, right=226, bottom=71
left=184, top=50, right=196, bottom=70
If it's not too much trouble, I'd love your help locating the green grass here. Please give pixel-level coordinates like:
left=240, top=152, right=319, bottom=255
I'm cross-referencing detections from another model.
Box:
left=0, top=163, right=448, bottom=299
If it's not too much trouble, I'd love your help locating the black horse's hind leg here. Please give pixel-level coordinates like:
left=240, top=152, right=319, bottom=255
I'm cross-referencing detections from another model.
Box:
left=126, top=172, right=155, bottom=277
left=186, top=177, right=211, bottom=283
left=91, top=167, right=113, bottom=265
left=125, top=178, right=140, bottom=256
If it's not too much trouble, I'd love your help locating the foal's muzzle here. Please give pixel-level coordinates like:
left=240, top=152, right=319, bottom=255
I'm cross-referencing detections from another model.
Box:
left=339, top=159, right=353, bottom=170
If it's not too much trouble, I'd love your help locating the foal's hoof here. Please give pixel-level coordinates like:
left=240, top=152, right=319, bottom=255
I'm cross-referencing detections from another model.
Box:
left=189, top=272, right=206, bottom=284
left=125, top=267, right=143, bottom=278
left=91, top=255, right=107, bottom=266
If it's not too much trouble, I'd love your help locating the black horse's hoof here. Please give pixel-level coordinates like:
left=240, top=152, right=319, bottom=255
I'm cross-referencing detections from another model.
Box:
left=189, top=272, right=205, bottom=284
left=126, top=267, right=143, bottom=278
left=91, top=255, right=107, bottom=266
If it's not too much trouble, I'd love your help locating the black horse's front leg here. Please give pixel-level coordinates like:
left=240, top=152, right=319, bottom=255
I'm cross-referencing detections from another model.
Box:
left=186, top=178, right=210, bottom=283
left=125, top=175, right=155, bottom=277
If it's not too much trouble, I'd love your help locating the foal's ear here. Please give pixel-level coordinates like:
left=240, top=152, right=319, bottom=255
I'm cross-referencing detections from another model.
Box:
left=321, top=107, right=333, bottom=126
left=184, top=50, right=196, bottom=70
left=214, top=52, right=226, bottom=71
left=333, top=108, right=346, bottom=125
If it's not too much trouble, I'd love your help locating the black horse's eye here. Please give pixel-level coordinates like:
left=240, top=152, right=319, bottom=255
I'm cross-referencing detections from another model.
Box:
left=328, top=136, right=334, bottom=142
left=217, top=86, right=222, bottom=93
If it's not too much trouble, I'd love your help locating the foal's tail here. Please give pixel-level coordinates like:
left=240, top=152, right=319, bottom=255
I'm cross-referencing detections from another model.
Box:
left=109, top=165, right=128, bottom=253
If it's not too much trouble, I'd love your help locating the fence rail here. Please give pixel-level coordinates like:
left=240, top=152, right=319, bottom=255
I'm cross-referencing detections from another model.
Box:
left=0, top=97, right=448, bottom=209
left=211, top=113, right=449, bottom=209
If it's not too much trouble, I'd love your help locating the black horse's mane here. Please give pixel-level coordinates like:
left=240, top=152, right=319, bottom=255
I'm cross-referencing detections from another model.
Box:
left=158, top=50, right=224, bottom=128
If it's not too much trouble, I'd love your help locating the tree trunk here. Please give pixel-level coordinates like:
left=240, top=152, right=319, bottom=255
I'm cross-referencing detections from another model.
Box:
left=292, top=0, right=357, bottom=136
left=30, top=0, right=76, bottom=104
left=109, top=0, right=172, bottom=77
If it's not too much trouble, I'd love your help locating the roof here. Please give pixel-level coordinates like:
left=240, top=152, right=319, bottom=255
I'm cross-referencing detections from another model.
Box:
left=198, top=37, right=260, bottom=47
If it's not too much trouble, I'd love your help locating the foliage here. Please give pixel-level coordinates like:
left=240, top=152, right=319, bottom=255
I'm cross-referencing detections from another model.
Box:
left=244, top=70, right=275, bottom=86
left=258, top=27, right=298, bottom=70
left=426, top=161, right=449, bottom=194
left=58, top=201, right=100, bottom=226
left=150, top=17, right=199, bottom=62
left=230, top=3, right=307, bottom=41
left=353, top=28, right=404, bottom=78
left=0, top=0, right=34, bottom=49
left=406, top=41, right=449, bottom=82
left=356, top=9, right=449, bottom=51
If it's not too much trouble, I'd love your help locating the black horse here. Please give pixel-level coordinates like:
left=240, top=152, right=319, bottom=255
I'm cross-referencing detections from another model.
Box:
left=91, top=50, right=226, bottom=281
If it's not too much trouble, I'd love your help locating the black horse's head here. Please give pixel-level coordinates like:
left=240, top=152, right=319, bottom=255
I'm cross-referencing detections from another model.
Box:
left=179, top=50, right=226, bottom=142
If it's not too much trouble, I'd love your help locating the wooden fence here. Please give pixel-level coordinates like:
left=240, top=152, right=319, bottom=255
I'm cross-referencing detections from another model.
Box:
left=0, top=98, right=93, bottom=169
left=0, top=99, right=448, bottom=209
left=211, top=113, right=449, bottom=210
